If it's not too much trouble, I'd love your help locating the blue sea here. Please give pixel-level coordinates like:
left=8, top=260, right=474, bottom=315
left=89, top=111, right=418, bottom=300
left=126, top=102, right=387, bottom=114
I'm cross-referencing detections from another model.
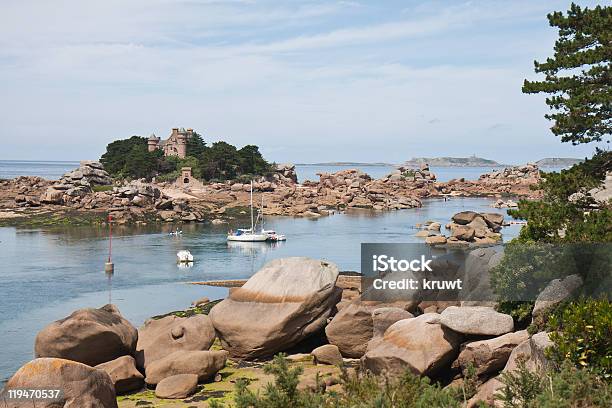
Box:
left=0, top=160, right=79, bottom=180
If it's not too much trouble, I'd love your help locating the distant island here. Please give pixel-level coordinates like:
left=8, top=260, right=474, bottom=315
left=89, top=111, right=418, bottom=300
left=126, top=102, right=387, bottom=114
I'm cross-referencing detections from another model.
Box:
left=297, top=157, right=585, bottom=168
left=402, top=156, right=504, bottom=167
left=296, top=162, right=394, bottom=166
left=535, top=157, right=583, bottom=167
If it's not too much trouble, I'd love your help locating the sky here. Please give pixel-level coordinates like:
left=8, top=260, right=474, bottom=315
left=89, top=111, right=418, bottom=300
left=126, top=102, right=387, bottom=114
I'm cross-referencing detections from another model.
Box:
left=0, top=0, right=607, bottom=164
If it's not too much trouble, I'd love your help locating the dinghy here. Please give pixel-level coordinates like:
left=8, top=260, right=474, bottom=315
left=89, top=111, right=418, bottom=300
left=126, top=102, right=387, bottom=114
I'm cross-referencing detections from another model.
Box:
left=177, top=250, right=194, bottom=263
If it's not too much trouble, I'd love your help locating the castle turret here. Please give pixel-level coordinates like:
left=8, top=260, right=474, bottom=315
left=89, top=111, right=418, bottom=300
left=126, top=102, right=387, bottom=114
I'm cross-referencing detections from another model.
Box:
left=147, top=133, right=160, bottom=152
left=176, top=130, right=187, bottom=158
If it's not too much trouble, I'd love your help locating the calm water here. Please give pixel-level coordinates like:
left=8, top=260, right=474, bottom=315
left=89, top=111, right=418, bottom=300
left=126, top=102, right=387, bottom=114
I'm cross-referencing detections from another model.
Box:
left=0, top=160, right=79, bottom=180
left=0, top=197, right=521, bottom=381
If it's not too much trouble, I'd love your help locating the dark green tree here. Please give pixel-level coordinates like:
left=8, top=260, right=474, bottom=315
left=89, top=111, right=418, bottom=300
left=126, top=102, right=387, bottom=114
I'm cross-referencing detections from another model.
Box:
left=186, top=132, right=207, bottom=157
left=238, top=144, right=272, bottom=175
left=199, top=141, right=241, bottom=180
left=100, top=136, right=162, bottom=179
left=522, top=3, right=611, bottom=144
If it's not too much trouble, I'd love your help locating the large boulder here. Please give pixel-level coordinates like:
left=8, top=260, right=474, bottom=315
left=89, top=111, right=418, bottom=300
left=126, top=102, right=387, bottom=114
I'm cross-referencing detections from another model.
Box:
left=155, top=374, right=198, bottom=399
left=210, top=257, right=341, bottom=359
left=311, top=344, right=343, bottom=365
left=325, top=302, right=377, bottom=358
left=371, top=307, right=414, bottom=338
left=503, top=332, right=553, bottom=374
left=452, top=211, right=480, bottom=225
left=440, top=306, right=513, bottom=336
left=95, top=355, right=144, bottom=394
left=466, top=216, right=490, bottom=238
left=460, top=247, right=501, bottom=307
left=361, top=313, right=462, bottom=377
left=145, top=350, right=228, bottom=385
left=40, top=187, right=64, bottom=204
left=482, top=213, right=504, bottom=229
left=532, top=274, right=582, bottom=320
left=367, top=307, right=414, bottom=352
left=467, top=376, right=504, bottom=408
left=135, top=314, right=216, bottom=369
left=3, top=358, right=118, bottom=408
left=35, top=304, right=138, bottom=366
left=451, top=225, right=475, bottom=241
left=454, top=330, right=529, bottom=377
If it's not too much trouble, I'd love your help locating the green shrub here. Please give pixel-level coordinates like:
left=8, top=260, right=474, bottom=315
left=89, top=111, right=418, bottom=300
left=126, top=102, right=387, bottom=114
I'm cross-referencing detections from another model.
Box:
left=496, top=360, right=611, bottom=408
left=209, top=353, right=611, bottom=407
left=532, top=361, right=611, bottom=407
left=213, top=354, right=465, bottom=407
left=497, top=359, right=544, bottom=408
left=401, top=169, right=416, bottom=179
left=496, top=301, right=534, bottom=329
left=91, top=185, right=113, bottom=192
left=546, top=298, right=612, bottom=377
left=490, top=241, right=576, bottom=304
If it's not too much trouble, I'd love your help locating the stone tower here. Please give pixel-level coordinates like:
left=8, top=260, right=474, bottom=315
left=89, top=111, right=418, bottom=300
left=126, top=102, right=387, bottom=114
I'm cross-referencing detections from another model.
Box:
left=147, top=133, right=160, bottom=152
left=176, top=128, right=188, bottom=159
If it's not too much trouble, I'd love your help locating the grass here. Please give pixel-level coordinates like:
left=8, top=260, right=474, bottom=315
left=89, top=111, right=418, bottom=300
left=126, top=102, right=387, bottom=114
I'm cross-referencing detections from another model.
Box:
left=150, top=300, right=222, bottom=320
left=92, top=185, right=114, bottom=192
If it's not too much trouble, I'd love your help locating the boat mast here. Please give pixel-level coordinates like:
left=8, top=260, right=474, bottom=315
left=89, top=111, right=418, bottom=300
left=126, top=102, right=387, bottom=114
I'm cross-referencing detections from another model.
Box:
left=250, top=180, right=254, bottom=232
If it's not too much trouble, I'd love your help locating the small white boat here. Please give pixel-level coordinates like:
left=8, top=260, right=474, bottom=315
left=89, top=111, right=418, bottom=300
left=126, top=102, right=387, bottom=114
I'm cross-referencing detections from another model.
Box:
left=263, top=229, right=286, bottom=241
left=169, top=229, right=182, bottom=236
left=177, top=250, right=194, bottom=263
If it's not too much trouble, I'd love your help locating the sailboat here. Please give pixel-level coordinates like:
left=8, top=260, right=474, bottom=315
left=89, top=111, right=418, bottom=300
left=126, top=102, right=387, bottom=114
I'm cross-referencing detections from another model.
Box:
left=258, top=196, right=287, bottom=241
left=227, top=181, right=268, bottom=242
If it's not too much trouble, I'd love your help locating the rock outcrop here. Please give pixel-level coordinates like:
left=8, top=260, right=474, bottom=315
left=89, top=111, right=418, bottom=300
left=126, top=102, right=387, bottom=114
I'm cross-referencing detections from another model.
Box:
left=367, top=307, right=414, bottom=352
left=532, top=274, right=582, bottom=320
left=467, top=377, right=504, bottom=408
left=325, top=302, right=377, bottom=358
left=361, top=313, right=462, bottom=377
left=41, top=161, right=112, bottom=205
left=311, top=344, right=343, bottom=366
left=35, top=304, right=138, bottom=367
left=440, top=306, right=513, bottom=336
left=454, top=330, right=529, bottom=377
left=95, top=355, right=144, bottom=394
left=154, top=374, right=199, bottom=399
left=3, top=358, right=118, bottom=408
left=135, top=314, right=216, bottom=369
left=210, top=257, right=342, bottom=359
left=424, top=211, right=504, bottom=247
left=381, top=164, right=437, bottom=183
left=145, top=350, right=228, bottom=385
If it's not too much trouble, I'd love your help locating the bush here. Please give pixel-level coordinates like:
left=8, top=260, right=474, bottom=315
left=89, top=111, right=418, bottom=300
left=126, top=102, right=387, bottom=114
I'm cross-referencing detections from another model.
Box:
left=490, top=241, right=577, bottom=304
left=496, top=360, right=611, bottom=408
left=91, top=185, right=113, bottom=192
left=546, top=298, right=612, bottom=377
left=497, top=359, right=544, bottom=408
left=211, top=354, right=466, bottom=407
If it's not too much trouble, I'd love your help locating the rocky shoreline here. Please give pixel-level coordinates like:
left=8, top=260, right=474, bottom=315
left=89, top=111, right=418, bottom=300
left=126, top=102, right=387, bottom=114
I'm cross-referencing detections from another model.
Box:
left=0, top=162, right=543, bottom=227
left=1, top=253, right=579, bottom=407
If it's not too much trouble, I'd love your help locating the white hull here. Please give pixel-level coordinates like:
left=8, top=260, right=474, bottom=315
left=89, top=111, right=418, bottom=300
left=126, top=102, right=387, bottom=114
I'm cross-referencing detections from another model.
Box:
left=177, top=250, right=194, bottom=262
left=227, top=233, right=268, bottom=242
